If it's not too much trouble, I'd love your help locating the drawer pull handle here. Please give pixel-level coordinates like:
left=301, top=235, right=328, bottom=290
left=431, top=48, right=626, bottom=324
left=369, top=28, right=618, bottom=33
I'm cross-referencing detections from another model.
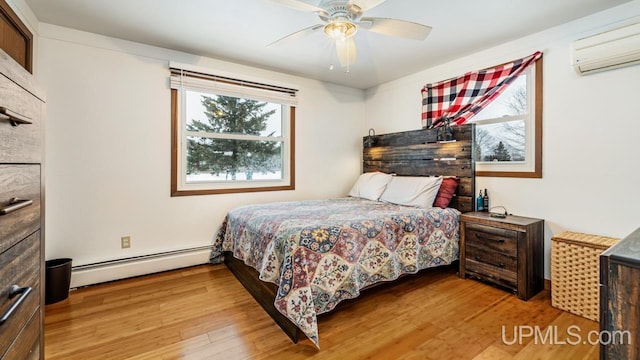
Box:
left=474, top=256, right=506, bottom=268
left=0, top=107, right=32, bottom=126
left=0, top=197, right=33, bottom=215
left=0, top=285, right=32, bottom=326
left=475, top=232, right=505, bottom=243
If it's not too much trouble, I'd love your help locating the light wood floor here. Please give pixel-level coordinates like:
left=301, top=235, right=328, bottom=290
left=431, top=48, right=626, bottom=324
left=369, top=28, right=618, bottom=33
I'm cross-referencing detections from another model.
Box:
left=45, top=264, right=599, bottom=360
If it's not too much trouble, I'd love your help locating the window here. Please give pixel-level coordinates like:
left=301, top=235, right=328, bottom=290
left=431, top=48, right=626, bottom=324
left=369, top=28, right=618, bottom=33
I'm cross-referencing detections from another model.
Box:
left=471, top=58, right=542, bottom=178
left=170, top=64, right=297, bottom=196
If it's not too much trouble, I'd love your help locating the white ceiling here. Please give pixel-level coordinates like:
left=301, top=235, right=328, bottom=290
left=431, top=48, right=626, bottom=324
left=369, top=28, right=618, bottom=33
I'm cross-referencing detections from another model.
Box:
left=25, top=0, right=631, bottom=89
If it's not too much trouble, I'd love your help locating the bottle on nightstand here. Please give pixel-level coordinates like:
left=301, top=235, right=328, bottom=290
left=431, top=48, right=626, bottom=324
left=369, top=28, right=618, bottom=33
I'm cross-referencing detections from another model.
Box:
left=483, top=189, right=489, bottom=212
left=476, top=190, right=484, bottom=211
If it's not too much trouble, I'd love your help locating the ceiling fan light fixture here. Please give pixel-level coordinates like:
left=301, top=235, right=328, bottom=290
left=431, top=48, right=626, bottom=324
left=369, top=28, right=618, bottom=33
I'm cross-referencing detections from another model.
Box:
left=323, top=20, right=357, bottom=40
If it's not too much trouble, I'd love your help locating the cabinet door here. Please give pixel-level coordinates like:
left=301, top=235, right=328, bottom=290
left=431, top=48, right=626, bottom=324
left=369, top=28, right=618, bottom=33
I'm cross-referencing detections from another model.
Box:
left=604, top=262, right=640, bottom=359
left=0, top=2, right=33, bottom=72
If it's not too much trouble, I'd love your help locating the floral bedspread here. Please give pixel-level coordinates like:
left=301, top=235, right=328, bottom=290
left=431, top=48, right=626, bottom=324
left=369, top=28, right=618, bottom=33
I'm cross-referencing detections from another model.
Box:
left=210, top=197, right=460, bottom=347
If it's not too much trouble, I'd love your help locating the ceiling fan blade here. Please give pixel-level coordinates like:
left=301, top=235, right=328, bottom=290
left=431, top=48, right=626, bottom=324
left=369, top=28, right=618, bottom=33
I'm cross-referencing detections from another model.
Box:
left=336, top=37, right=357, bottom=66
left=267, top=24, right=324, bottom=47
left=350, top=0, right=387, bottom=12
left=269, top=0, right=325, bottom=13
left=360, top=17, right=432, bottom=40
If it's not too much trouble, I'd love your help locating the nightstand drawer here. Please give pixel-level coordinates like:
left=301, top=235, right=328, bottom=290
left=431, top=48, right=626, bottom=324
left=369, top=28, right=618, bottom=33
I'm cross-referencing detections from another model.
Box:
left=465, top=223, right=517, bottom=257
left=466, top=244, right=517, bottom=272
left=465, top=258, right=517, bottom=289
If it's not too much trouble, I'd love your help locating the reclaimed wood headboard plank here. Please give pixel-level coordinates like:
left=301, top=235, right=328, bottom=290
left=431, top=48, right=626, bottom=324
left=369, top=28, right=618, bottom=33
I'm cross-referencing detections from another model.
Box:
left=364, top=140, right=472, bottom=161
left=362, top=124, right=475, bottom=213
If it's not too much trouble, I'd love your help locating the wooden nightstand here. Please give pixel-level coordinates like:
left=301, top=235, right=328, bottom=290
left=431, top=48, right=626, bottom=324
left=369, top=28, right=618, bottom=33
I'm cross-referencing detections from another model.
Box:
left=459, top=212, right=544, bottom=300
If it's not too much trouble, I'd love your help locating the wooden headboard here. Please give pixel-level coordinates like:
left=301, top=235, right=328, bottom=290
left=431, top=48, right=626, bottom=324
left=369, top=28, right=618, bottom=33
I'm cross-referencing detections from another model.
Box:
left=362, top=124, right=475, bottom=213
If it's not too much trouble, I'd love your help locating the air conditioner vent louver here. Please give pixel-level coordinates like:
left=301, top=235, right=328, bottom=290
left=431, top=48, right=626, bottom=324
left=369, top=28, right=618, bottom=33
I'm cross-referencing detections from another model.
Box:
left=571, top=22, right=640, bottom=75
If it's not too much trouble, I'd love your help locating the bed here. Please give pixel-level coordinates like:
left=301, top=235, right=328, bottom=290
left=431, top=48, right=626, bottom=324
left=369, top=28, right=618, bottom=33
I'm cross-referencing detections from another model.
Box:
left=210, top=124, right=475, bottom=347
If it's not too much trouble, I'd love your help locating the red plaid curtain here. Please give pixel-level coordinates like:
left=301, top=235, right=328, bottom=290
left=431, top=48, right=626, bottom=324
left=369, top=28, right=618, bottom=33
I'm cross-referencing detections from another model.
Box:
left=421, top=51, right=542, bottom=129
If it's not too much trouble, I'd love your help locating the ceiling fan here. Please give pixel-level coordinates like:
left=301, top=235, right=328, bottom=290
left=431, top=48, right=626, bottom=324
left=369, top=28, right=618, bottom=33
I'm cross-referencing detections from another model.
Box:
left=268, top=0, right=432, bottom=67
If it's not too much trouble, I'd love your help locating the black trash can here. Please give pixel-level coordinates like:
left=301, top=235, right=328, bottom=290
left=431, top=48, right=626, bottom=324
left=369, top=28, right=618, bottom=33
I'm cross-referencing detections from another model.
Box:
left=45, top=258, right=72, bottom=305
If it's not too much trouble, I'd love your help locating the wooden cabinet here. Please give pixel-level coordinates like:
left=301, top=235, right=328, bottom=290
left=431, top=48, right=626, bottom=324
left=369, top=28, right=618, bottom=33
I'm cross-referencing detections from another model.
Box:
left=459, top=212, right=544, bottom=300
left=0, top=0, right=33, bottom=73
left=0, top=49, right=44, bottom=359
left=600, top=227, right=640, bottom=359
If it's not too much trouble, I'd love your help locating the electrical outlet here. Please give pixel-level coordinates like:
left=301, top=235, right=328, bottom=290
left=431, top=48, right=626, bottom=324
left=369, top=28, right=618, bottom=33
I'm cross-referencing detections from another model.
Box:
left=121, top=236, right=131, bottom=249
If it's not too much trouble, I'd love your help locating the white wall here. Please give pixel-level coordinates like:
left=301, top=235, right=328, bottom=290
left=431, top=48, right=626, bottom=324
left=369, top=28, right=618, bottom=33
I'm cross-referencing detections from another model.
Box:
left=37, top=24, right=365, bottom=285
left=365, top=1, right=640, bottom=278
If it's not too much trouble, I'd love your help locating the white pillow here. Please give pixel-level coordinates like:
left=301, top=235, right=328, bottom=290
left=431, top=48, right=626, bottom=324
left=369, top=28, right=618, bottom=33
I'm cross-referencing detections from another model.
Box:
left=380, top=176, right=443, bottom=208
left=348, top=172, right=393, bottom=201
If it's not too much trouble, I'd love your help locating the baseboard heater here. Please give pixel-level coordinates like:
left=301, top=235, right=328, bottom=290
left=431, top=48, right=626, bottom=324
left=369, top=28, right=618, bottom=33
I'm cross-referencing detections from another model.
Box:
left=69, top=245, right=213, bottom=288
left=72, top=245, right=213, bottom=271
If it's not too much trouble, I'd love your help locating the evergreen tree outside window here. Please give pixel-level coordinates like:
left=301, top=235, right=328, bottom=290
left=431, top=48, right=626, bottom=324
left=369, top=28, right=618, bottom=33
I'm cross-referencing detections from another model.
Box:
left=170, top=64, right=297, bottom=195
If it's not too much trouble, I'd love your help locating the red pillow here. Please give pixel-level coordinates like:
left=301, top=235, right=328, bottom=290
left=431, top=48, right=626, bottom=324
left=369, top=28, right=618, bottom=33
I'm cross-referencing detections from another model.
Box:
left=433, top=178, right=459, bottom=209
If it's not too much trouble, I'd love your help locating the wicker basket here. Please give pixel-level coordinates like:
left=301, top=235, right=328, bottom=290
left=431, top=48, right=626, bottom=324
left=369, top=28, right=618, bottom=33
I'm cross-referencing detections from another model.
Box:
left=551, top=231, right=618, bottom=321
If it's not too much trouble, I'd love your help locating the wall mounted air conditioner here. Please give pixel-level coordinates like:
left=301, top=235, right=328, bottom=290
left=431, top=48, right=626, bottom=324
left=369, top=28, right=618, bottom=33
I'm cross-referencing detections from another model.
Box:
left=571, top=22, right=640, bottom=75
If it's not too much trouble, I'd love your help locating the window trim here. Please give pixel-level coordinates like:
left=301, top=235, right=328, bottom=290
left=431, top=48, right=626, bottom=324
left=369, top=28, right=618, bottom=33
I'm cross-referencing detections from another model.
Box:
left=475, top=57, right=542, bottom=178
left=170, top=89, right=296, bottom=196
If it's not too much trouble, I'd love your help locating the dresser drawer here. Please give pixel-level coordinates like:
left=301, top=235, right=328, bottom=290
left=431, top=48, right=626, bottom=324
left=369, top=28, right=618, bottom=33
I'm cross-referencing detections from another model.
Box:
left=0, top=165, right=40, bottom=254
left=465, top=258, right=517, bottom=290
left=0, top=73, right=42, bottom=164
left=2, top=310, right=40, bottom=360
left=465, top=223, right=517, bottom=257
left=466, top=244, right=517, bottom=272
left=0, top=231, right=40, bottom=357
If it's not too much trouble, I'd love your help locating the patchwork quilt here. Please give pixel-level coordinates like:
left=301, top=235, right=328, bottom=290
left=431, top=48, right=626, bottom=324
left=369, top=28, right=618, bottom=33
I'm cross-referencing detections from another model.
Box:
left=210, top=197, right=460, bottom=347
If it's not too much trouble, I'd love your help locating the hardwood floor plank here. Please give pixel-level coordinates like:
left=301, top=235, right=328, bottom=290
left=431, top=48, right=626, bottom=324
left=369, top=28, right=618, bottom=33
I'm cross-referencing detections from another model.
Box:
left=45, top=264, right=601, bottom=359
left=126, top=334, right=212, bottom=360
left=473, top=345, right=514, bottom=360
left=513, top=312, right=598, bottom=360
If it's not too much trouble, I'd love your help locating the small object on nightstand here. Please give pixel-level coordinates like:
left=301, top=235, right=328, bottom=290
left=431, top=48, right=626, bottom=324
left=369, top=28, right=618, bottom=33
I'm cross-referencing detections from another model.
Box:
left=459, top=212, right=544, bottom=300
left=483, top=189, right=489, bottom=211
left=476, top=190, right=484, bottom=211
left=489, top=206, right=509, bottom=218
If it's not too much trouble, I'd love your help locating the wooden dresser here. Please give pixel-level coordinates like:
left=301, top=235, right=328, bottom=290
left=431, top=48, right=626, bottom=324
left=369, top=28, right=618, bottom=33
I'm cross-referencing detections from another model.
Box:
left=0, top=49, right=45, bottom=359
left=600, top=227, right=640, bottom=359
left=459, top=212, right=544, bottom=300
